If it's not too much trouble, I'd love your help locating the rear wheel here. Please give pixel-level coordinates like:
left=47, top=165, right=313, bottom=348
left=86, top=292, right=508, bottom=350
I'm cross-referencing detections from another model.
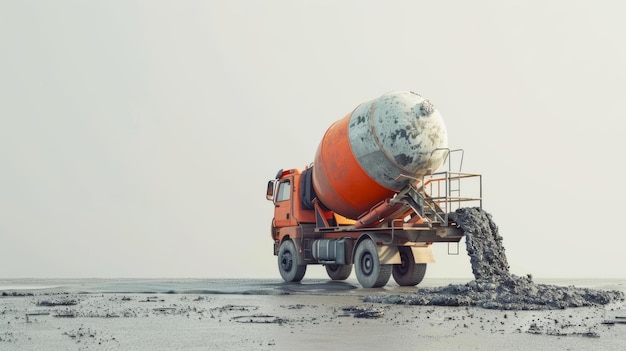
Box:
left=278, top=240, right=306, bottom=282
left=354, top=239, right=391, bottom=288
left=325, top=264, right=353, bottom=280
left=392, top=247, right=427, bottom=286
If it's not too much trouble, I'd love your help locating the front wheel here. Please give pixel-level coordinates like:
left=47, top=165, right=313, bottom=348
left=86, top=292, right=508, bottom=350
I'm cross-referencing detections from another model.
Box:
left=392, top=247, right=427, bottom=286
left=354, top=239, right=391, bottom=288
left=278, top=240, right=306, bottom=282
left=325, top=264, right=353, bottom=280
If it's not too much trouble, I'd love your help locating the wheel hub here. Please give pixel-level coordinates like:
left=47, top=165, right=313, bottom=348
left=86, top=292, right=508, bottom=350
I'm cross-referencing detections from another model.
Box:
left=281, top=252, right=293, bottom=271
left=361, top=253, right=374, bottom=276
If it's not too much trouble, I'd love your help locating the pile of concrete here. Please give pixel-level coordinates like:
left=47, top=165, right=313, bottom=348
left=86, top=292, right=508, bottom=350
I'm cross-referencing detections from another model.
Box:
left=365, top=207, right=624, bottom=310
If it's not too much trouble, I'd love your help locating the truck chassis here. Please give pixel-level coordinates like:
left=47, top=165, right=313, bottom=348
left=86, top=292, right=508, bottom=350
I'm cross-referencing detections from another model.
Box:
left=268, top=160, right=482, bottom=288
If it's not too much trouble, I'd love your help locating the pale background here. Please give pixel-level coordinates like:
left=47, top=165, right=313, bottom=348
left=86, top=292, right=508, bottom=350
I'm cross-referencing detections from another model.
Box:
left=1, top=1, right=624, bottom=279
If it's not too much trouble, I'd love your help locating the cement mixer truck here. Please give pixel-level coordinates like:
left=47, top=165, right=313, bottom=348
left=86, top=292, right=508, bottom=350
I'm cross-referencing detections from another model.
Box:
left=266, top=91, right=482, bottom=288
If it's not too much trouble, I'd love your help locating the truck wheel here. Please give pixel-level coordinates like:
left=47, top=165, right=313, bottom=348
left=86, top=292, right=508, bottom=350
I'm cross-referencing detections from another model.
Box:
left=354, top=239, right=391, bottom=288
left=392, top=247, right=427, bottom=286
left=325, top=264, right=353, bottom=280
left=278, top=240, right=306, bottom=282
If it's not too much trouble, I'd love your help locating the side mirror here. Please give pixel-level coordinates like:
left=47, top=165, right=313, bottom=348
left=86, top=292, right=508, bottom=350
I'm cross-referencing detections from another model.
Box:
left=266, top=180, right=276, bottom=201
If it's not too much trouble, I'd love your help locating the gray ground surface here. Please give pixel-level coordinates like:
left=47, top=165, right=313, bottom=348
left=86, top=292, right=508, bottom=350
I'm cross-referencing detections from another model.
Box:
left=1, top=288, right=625, bottom=350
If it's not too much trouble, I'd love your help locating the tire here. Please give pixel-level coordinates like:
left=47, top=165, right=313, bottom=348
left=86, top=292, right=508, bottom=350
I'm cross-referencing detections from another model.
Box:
left=392, top=247, right=427, bottom=286
left=278, top=240, right=306, bottom=282
left=354, top=239, right=391, bottom=288
left=325, top=264, right=353, bottom=280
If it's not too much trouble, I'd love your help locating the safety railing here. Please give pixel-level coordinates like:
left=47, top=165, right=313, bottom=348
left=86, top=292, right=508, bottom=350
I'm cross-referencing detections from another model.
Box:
left=418, top=148, right=482, bottom=225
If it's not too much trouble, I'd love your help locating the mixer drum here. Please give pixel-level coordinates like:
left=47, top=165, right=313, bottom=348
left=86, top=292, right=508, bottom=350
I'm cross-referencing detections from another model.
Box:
left=312, top=91, right=448, bottom=220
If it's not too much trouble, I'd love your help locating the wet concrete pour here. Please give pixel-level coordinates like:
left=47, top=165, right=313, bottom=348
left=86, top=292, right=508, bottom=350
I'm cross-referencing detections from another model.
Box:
left=364, top=207, right=625, bottom=310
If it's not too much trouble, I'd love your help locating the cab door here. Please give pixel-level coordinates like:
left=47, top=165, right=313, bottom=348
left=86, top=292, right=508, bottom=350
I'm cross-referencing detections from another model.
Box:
left=273, top=176, right=297, bottom=228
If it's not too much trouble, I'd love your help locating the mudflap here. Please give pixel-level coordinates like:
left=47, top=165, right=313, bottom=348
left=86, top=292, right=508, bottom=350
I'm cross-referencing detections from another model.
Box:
left=376, top=245, right=401, bottom=265
left=409, top=245, right=435, bottom=263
